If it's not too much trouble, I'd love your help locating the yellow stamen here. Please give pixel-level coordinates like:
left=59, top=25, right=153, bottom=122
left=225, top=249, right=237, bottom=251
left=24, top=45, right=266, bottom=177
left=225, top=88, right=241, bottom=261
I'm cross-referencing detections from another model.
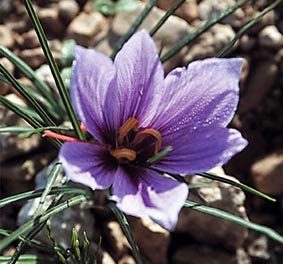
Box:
left=110, top=148, right=137, bottom=162
left=133, top=128, right=162, bottom=153
left=118, top=118, right=138, bottom=145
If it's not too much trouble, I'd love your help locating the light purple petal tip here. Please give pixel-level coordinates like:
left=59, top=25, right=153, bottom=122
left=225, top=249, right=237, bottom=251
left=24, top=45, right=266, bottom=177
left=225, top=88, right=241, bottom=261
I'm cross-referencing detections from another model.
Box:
left=104, top=30, right=164, bottom=131
left=151, top=58, right=243, bottom=134
left=111, top=168, right=188, bottom=230
left=59, top=142, right=117, bottom=190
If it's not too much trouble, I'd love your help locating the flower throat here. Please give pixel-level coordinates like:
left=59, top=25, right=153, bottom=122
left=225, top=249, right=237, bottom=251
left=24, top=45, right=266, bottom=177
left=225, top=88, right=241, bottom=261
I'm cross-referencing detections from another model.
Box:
left=110, top=118, right=162, bottom=164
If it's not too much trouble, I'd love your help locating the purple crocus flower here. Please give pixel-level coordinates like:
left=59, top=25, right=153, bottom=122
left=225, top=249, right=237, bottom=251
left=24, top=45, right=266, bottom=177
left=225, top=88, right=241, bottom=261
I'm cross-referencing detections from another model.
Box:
left=59, top=30, right=247, bottom=230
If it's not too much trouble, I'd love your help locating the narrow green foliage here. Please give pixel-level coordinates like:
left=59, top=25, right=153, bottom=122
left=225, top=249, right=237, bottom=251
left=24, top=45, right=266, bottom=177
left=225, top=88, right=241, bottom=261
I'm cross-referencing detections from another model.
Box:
left=111, top=0, right=158, bottom=59
left=82, top=232, right=90, bottom=264
left=71, top=228, right=81, bottom=261
left=61, top=40, right=76, bottom=67
left=0, top=45, right=56, bottom=108
left=197, top=172, right=276, bottom=202
left=0, top=95, right=61, bottom=148
left=0, top=64, right=56, bottom=126
left=34, top=163, right=62, bottom=218
left=161, top=0, right=250, bottom=62
left=0, top=74, right=61, bottom=120
left=0, top=195, right=89, bottom=251
left=0, top=254, right=52, bottom=264
left=150, top=0, right=186, bottom=36
left=217, top=0, right=282, bottom=57
left=9, top=222, right=47, bottom=264
left=147, top=146, right=173, bottom=164
left=46, top=223, right=67, bottom=264
left=109, top=203, right=142, bottom=264
left=23, top=0, right=84, bottom=140
left=184, top=200, right=283, bottom=244
left=0, top=186, right=90, bottom=208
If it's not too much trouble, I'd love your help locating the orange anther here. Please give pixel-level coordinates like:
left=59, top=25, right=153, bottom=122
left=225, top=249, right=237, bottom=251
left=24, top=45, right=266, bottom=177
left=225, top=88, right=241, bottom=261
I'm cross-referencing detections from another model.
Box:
left=133, top=128, right=162, bottom=153
left=110, top=148, right=137, bottom=162
left=43, top=130, right=79, bottom=142
left=118, top=118, right=138, bottom=145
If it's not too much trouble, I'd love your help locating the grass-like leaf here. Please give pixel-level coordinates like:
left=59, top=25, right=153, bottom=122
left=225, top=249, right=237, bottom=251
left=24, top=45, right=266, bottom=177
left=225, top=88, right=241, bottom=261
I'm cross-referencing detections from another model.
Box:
left=197, top=172, right=276, bottom=202
left=33, top=162, right=62, bottom=218
left=0, top=195, right=89, bottom=251
left=0, top=45, right=57, bottom=109
left=0, top=64, right=57, bottom=126
left=160, top=0, right=250, bottom=62
left=217, top=0, right=282, bottom=57
left=0, top=254, right=53, bottom=264
left=0, top=73, right=61, bottom=121
left=150, top=0, right=186, bottom=36
left=23, top=0, right=84, bottom=140
left=0, top=186, right=89, bottom=208
left=109, top=203, right=142, bottom=264
left=111, top=0, right=158, bottom=59
left=184, top=200, right=283, bottom=244
left=0, top=95, right=61, bottom=149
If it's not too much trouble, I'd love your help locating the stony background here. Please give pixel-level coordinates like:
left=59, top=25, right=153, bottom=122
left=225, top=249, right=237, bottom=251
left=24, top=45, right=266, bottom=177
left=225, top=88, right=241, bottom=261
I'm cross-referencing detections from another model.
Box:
left=0, top=0, right=282, bottom=263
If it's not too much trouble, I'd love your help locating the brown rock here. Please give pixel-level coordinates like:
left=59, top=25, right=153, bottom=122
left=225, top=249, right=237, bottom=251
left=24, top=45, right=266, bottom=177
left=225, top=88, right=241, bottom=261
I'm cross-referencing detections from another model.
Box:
left=172, top=244, right=249, bottom=264
left=176, top=167, right=248, bottom=250
left=129, top=216, right=169, bottom=264
left=0, top=94, right=41, bottom=162
left=0, top=25, right=15, bottom=48
left=157, top=0, right=199, bottom=22
left=104, top=220, right=129, bottom=260
left=66, top=12, right=106, bottom=46
left=118, top=255, right=136, bottom=264
left=38, top=7, right=64, bottom=35
left=19, top=47, right=46, bottom=69
left=259, top=25, right=283, bottom=49
left=0, top=57, right=14, bottom=95
left=18, top=30, right=40, bottom=49
left=238, top=59, right=279, bottom=114
left=251, top=149, right=283, bottom=195
left=58, top=0, right=80, bottom=25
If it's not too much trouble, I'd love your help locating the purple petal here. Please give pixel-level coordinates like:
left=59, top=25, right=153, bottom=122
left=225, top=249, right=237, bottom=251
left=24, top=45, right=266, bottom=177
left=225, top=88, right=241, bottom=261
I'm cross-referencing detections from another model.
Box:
left=152, top=127, right=248, bottom=175
left=151, top=58, right=243, bottom=134
left=111, top=168, right=188, bottom=230
left=104, top=30, right=164, bottom=132
left=59, top=142, right=117, bottom=189
left=71, top=46, right=116, bottom=142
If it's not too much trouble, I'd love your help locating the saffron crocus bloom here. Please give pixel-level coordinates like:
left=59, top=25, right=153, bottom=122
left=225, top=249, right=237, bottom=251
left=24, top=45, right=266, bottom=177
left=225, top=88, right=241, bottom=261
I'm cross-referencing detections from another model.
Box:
left=59, top=30, right=247, bottom=230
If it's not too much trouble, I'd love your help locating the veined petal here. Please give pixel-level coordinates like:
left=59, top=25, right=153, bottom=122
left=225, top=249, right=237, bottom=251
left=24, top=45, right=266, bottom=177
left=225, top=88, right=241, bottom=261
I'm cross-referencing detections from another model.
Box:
left=104, top=30, right=164, bottom=132
left=111, top=168, right=188, bottom=230
left=71, top=46, right=116, bottom=142
left=59, top=142, right=117, bottom=189
left=152, top=127, right=248, bottom=175
left=151, top=58, right=243, bottom=134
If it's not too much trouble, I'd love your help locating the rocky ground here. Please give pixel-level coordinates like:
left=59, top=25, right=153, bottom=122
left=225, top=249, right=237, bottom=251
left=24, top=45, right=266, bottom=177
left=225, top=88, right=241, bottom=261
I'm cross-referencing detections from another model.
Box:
left=0, top=0, right=283, bottom=263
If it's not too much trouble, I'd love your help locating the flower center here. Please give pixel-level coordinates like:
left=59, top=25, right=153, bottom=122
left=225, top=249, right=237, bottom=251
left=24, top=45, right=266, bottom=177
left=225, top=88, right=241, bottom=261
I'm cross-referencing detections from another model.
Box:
left=110, top=118, right=162, bottom=164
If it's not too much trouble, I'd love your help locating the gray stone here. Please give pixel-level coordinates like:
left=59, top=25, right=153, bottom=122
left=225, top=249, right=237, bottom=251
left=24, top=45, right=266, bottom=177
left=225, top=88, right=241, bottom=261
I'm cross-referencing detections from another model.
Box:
left=0, top=25, right=15, bottom=49
left=199, top=0, right=245, bottom=28
left=184, top=24, right=235, bottom=63
left=94, top=4, right=191, bottom=72
left=17, top=161, right=96, bottom=248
